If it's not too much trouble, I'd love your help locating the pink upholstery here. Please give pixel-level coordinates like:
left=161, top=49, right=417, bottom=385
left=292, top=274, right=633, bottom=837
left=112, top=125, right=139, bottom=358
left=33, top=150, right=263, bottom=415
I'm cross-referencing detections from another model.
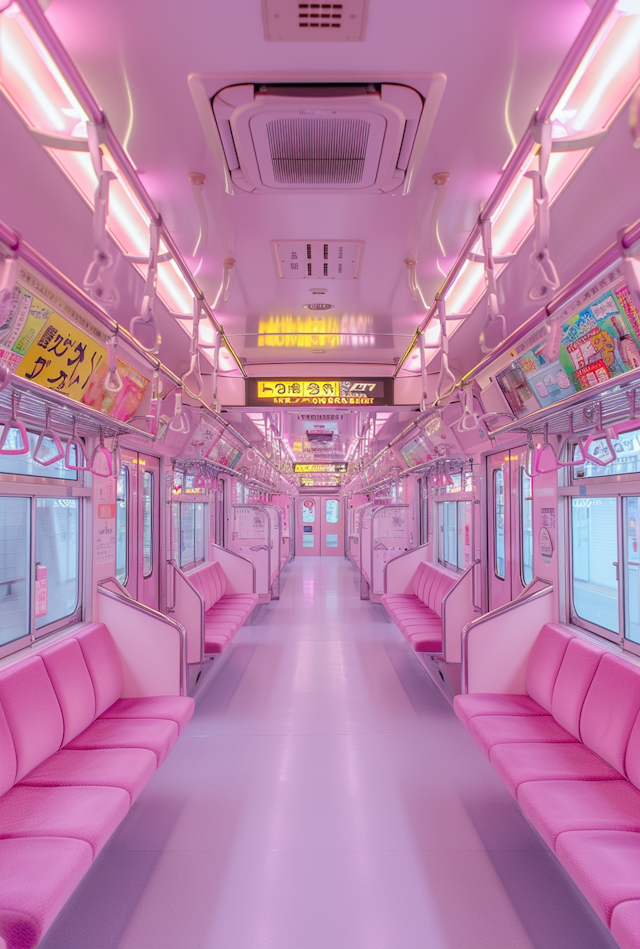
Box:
left=518, top=779, right=640, bottom=850
left=381, top=561, right=458, bottom=654
left=22, top=748, right=157, bottom=804
left=555, top=830, right=640, bottom=925
left=550, top=637, right=602, bottom=739
left=41, top=638, right=96, bottom=744
left=490, top=741, right=619, bottom=797
left=0, top=657, right=63, bottom=780
left=0, top=621, right=194, bottom=948
left=524, top=623, right=572, bottom=713
left=103, top=696, right=195, bottom=735
left=0, top=837, right=93, bottom=949
left=581, top=654, right=640, bottom=776
left=469, top=714, right=575, bottom=756
left=67, top=717, right=178, bottom=766
left=188, top=561, right=258, bottom=656
left=76, top=624, right=124, bottom=716
left=612, top=900, right=640, bottom=949
left=0, top=784, right=129, bottom=857
left=453, top=693, right=546, bottom=729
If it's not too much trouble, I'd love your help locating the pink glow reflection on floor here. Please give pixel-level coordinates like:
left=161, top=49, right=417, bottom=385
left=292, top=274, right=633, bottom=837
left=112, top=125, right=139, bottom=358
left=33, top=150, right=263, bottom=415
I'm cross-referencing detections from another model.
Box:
left=40, top=558, right=617, bottom=949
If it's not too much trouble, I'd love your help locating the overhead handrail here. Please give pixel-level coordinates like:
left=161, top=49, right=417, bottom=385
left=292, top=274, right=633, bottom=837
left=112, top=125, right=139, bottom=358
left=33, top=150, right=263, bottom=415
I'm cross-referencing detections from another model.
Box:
left=0, top=391, right=28, bottom=455
left=33, top=405, right=64, bottom=466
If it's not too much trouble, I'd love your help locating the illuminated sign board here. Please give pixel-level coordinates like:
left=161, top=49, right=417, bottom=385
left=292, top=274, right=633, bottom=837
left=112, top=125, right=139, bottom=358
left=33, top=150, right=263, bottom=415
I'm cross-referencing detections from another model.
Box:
left=247, top=378, right=392, bottom=406
left=295, top=463, right=348, bottom=473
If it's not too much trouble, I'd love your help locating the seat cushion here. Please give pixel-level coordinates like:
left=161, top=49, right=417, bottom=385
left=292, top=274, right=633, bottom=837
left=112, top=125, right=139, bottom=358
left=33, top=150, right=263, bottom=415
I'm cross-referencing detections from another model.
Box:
left=581, top=653, right=640, bottom=776
left=518, top=779, right=640, bottom=851
left=66, top=718, right=178, bottom=766
left=409, top=633, right=443, bottom=653
left=0, top=701, right=17, bottom=798
left=550, top=636, right=602, bottom=739
left=0, top=836, right=93, bottom=949
left=0, top=784, right=129, bottom=857
left=40, top=638, right=96, bottom=745
left=102, top=696, right=195, bottom=735
left=556, top=830, right=640, bottom=925
left=21, top=747, right=157, bottom=804
left=0, top=656, right=64, bottom=781
left=75, top=624, right=124, bottom=716
left=525, top=624, right=573, bottom=713
left=490, top=741, right=619, bottom=797
left=612, top=900, right=640, bottom=949
left=454, top=693, right=546, bottom=730
left=469, top=714, right=576, bottom=757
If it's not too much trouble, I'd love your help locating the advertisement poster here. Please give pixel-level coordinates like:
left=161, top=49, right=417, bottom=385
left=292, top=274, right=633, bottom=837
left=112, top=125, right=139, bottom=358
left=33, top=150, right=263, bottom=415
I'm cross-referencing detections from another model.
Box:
left=496, top=281, right=640, bottom=418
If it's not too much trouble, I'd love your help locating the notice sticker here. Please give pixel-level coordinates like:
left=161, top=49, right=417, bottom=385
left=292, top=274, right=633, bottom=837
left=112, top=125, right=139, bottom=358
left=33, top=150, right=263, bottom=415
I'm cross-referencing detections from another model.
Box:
left=35, top=565, right=48, bottom=619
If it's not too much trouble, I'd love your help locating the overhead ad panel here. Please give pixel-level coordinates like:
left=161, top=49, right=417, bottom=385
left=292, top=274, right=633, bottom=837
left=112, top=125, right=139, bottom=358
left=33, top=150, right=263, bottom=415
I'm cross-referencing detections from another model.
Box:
left=247, top=378, right=392, bottom=406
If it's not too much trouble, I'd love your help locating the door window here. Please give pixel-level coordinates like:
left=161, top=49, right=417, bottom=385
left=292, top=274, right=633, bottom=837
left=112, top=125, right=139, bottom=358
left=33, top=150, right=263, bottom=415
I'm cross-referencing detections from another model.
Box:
left=325, top=499, right=339, bottom=523
left=302, top=499, right=315, bottom=523
left=494, top=470, right=506, bottom=579
left=142, top=470, right=153, bottom=579
left=520, top=468, right=533, bottom=585
left=116, top=467, right=128, bottom=584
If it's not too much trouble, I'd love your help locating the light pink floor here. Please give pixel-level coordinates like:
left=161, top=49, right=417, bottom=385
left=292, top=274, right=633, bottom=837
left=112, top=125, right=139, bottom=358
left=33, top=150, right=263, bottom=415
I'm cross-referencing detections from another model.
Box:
left=41, top=558, right=618, bottom=949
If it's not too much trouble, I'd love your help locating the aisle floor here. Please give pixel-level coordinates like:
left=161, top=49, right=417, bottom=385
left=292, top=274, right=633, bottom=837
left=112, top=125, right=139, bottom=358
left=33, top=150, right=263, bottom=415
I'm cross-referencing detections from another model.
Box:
left=41, top=558, right=618, bottom=949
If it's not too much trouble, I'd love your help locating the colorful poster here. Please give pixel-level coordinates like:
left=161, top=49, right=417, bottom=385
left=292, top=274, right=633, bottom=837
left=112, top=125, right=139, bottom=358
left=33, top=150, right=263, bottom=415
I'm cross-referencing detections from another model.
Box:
left=496, top=282, right=640, bottom=417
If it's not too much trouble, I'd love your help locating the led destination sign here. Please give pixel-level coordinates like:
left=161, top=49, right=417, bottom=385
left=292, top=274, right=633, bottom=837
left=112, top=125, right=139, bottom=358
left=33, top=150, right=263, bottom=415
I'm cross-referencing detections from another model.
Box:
left=247, top=378, right=391, bottom=406
left=294, top=463, right=348, bottom=473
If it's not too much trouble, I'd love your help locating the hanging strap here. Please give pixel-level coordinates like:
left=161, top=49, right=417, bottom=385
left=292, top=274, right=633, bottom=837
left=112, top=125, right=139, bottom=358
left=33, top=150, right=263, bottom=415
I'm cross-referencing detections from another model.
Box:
left=435, top=298, right=456, bottom=401
left=526, top=120, right=560, bottom=301
left=182, top=297, right=204, bottom=398
left=83, top=124, right=119, bottom=306
left=104, top=331, right=123, bottom=394
left=479, top=219, right=507, bottom=353
left=130, top=222, right=162, bottom=354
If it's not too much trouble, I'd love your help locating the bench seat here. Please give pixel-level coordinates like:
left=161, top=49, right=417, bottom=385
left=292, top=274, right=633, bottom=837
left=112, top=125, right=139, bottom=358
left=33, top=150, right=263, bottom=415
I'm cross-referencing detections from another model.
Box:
left=381, top=561, right=457, bottom=653
left=0, top=622, right=194, bottom=949
left=454, top=623, right=640, bottom=947
left=188, top=562, right=258, bottom=654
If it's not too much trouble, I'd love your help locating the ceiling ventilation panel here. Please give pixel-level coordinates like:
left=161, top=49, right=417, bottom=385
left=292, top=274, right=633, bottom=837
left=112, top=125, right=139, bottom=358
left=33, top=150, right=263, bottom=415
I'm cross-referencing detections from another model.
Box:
left=210, top=81, right=444, bottom=195
left=273, top=240, right=363, bottom=279
left=262, top=0, right=369, bottom=42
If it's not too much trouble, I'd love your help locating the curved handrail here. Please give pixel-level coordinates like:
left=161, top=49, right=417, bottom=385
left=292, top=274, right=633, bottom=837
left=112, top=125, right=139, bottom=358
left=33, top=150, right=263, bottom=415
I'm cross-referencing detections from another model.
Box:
left=210, top=542, right=257, bottom=593
left=382, top=542, right=429, bottom=593
left=97, top=578, right=188, bottom=695
left=461, top=577, right=554, bottom=693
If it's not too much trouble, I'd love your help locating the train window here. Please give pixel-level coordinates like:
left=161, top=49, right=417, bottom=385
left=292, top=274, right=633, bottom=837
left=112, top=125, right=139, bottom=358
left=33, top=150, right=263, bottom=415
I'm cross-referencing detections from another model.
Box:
left=571, top=497, right=619, bottom=635
left=420, top=478, right=429, bottom=545
left=142, top=470, right=153, bottom=579
left=520, top=467, right=533, bottom=585
left=494, top=469, right=506, bottom=579
left=115, top=467, right=128, bottom=584
left=195, top=502, right=205, bottom=563
left=177, top=501, right=207, bottom=569
left=573, top=427, right=640, bottom=479
left=0, top=497, right=29, bottom=648
left=0, top=431, right=78, bottom=480
left=34, top=498, right=80, bottom=632
left=437, top=500, right=470, bottom=571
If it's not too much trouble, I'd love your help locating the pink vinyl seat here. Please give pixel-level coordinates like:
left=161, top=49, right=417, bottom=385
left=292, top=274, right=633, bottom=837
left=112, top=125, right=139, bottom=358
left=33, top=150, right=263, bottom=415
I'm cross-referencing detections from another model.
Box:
left=381, top=561, right=458, bottom=653
left=0, top=623, right=194, bottom=949
left=188, top=561, right=258, bottom=654
left=454, top=622, right=640, bottom=947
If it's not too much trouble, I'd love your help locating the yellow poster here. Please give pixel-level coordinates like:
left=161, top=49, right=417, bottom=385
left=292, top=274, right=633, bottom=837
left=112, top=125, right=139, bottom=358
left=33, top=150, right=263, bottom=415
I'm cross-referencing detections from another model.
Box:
left=257, top=380, right=340, bottom=399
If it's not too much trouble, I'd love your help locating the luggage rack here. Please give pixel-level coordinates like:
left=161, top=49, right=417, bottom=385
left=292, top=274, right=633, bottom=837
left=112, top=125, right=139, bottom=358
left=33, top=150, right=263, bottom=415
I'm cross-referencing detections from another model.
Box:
left=484, top=365, right=640, bottom=440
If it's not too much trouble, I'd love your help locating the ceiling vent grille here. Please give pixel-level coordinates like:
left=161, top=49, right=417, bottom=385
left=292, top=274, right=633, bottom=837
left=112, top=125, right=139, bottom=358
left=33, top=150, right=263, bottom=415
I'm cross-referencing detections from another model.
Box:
left=266, top=117, right=370, bottom=184
left=262, top=0, right=368, bottom=41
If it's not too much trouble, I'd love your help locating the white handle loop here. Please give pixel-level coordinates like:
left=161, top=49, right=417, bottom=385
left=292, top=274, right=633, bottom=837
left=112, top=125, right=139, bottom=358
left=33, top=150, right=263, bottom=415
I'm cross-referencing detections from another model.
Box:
left=104, top=333, right=123, bottom=394
left=83, top=124, right=119, bottom=306
left=526, top=120, right=560, bottom=301
left=479, top=219, right=507, bottom=353
left=169, top=388, right=190, bottom=434
left=130, top=222, right=162, bottom=354
left=182, top=297, right=203, bottom=398
left=435, top=298, right=456, bottom=401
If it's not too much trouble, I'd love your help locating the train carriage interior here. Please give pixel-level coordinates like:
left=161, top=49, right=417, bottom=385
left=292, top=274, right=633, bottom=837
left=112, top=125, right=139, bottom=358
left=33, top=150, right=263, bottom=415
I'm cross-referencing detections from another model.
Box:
left=4, top=0, right=640, bottom=946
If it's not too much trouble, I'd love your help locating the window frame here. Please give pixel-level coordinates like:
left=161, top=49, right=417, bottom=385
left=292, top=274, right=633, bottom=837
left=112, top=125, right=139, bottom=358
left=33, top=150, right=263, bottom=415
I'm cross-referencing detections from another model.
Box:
left=568, top=494, right=621, bottom=643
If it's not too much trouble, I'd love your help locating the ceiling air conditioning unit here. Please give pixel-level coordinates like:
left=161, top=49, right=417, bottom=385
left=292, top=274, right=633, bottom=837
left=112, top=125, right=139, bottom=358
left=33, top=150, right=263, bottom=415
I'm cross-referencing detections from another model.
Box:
left=210, top=81, right=444, bottom=195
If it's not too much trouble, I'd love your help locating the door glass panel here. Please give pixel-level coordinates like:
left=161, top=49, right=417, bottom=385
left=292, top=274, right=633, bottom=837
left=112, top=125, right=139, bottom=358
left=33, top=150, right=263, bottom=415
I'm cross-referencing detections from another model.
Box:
left=494, top=469, right=506, bottom=579
left=180, top=503, right=195, bottom=567
left=0, top=497, right=29, bottom=647
left=35, top=498, right=79, bottom=630
left=142, top=470, right=153, bottom=579
left=116, top=467, right=128, bottom=584
left=195, top=502, right=205, bottom=563
left=624, top=497, right=640, bottom=643
left=520, top=468, right=534, bottom=585
left=571, top=497, right=618, bottom=633
left=325, top=499, right=339, bottom=524
left=302, top=499, right=315, bottom=523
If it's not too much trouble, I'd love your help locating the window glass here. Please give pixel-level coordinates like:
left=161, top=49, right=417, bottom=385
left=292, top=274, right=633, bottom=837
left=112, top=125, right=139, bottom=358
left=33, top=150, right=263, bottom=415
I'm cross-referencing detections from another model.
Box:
left=302, top=499, right=315, bottom=523
left=0, top=497, right=29, bottom=647
left=115, top=467, right=128, bottom=584
left=420, top=479, right=429, bottom=545
left=520, top=467, right=534, bottom=585
left=195, top=502, right=205, bottom=563
left=35, top=497, right=79, bottom=631
left=142, top=470, right=153, bottom=579
left=0, top=431, right=77, bottom=480
left=571, top=497, right=618, bottom=633
left=445, top=501, right=457, bottom=567
left=573, top=427, right=640, bottom=478
left=325, top=499, right=339, bottom=524
left=624, top=497, right=640, bottom=644
left=180, top=503, right=195, bottom=567
left=494, top=469, right=506, bottom=579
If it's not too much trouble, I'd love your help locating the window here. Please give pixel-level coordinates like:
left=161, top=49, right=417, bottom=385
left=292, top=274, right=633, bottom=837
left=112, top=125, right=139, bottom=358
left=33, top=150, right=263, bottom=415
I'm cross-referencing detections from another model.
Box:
left=0, top=497, right=29, bottom=648
left=325, top=499, right=339, bottom=524
left=571, top=497, right=619, bottom=634
left=494, top=469, right=506, bottom=579
left=573, top=427, right=640, bottom=479
left=624, top=497, right=640, bottom=645
left=34, top=498, right=80, bottom=632
left=0, top=431, right=77, bottom=480
left=420, top=478, right=429, bottom=546
left=142, top=470, right=153, bottom=578
left=115, top=467, right=128, bottom=584
left=520, top=467, right=533, bottom=585
left=175, top=502, right=207, bottom=568
left=302, top=499, right=315, bottom=523
left=437, top=500, right=471, bottom=571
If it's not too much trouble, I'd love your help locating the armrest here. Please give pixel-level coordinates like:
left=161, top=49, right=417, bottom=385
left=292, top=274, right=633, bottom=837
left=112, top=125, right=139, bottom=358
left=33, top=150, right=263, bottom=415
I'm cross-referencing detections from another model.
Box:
left=211, top=543, right=256, bottom=594
left=384, top=545, right=429, bottom=594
